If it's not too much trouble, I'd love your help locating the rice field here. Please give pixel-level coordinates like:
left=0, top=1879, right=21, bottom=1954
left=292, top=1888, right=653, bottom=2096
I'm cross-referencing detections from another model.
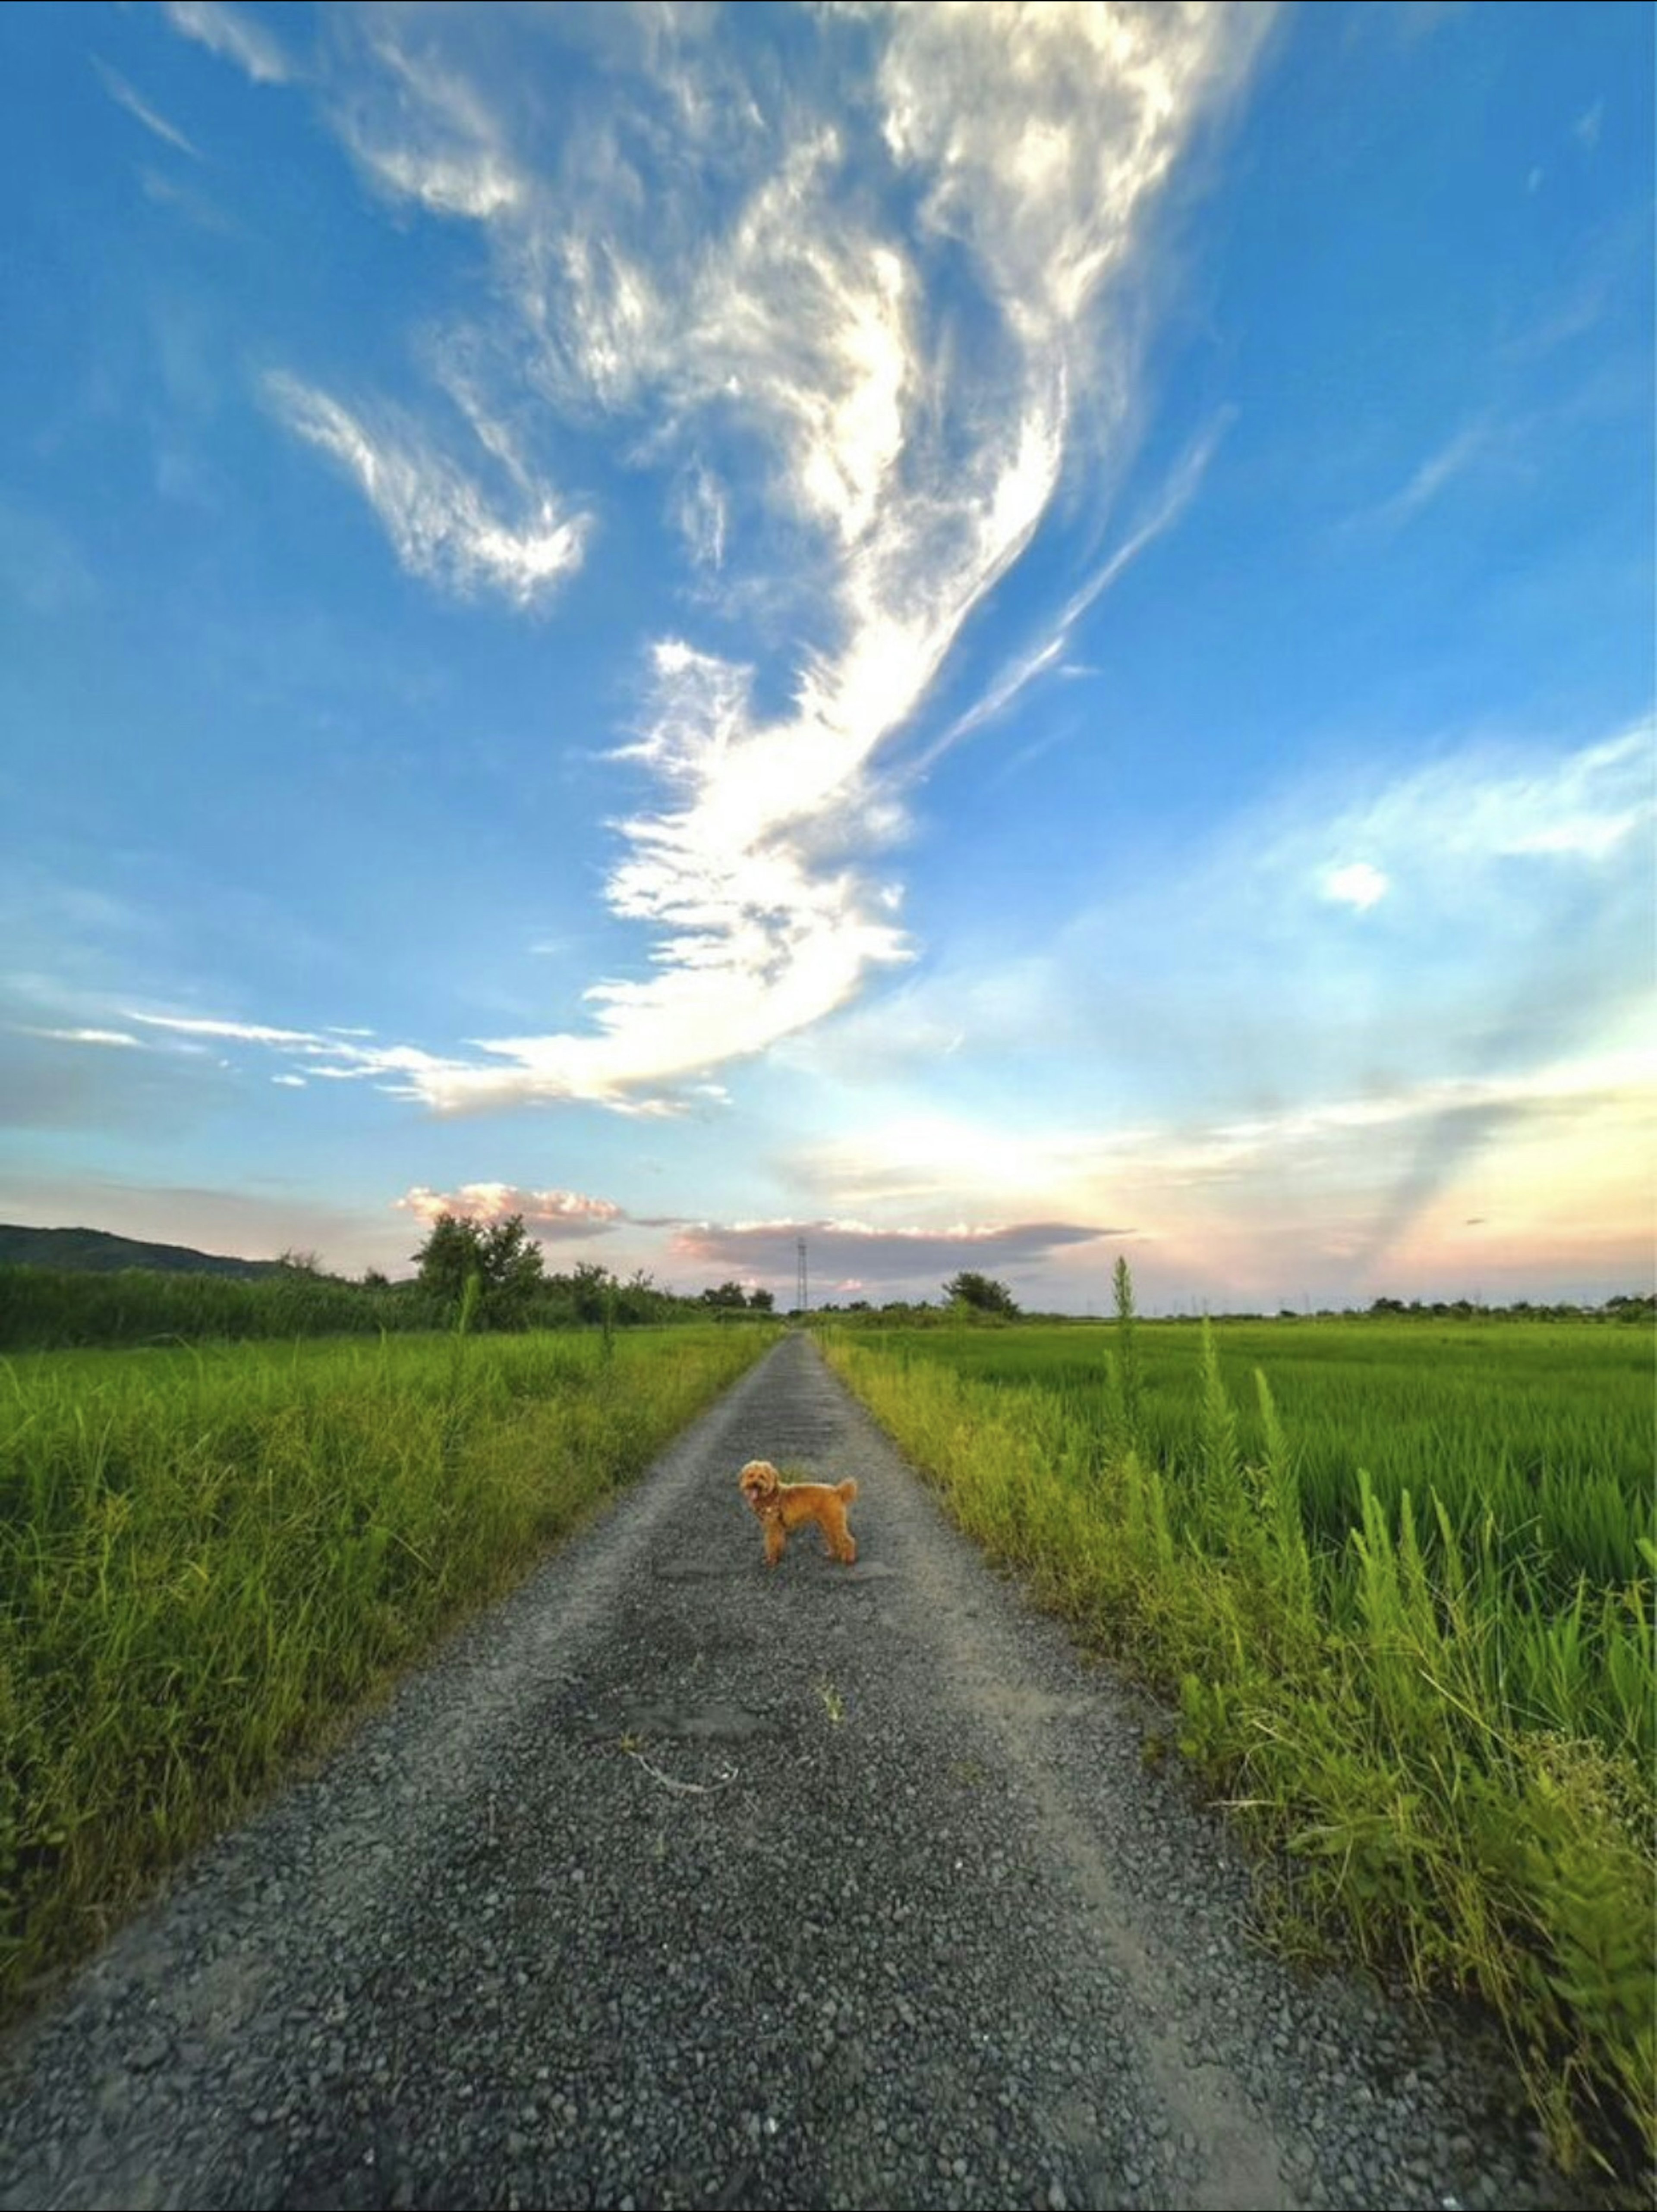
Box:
left=0, top=1322, right=774, bottom=2014
left=822, top=1304, right=1656, bottom=2175
left=854, top=1315, right=1652, bottom=1595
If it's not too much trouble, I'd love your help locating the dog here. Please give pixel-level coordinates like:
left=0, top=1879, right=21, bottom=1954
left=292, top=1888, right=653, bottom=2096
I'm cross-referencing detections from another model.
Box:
left=738, top=1459, right=859, bottom=1567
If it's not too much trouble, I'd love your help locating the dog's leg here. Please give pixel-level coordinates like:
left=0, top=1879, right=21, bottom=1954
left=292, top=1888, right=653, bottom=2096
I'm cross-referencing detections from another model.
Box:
left=763, top=1518, right=785, bottom=1568
left=824, top=1507, right=857, bottom=1564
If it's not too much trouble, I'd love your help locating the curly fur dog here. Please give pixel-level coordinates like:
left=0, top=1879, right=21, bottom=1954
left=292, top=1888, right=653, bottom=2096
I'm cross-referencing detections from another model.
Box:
left=738, top=1459, right=859, bottom=1567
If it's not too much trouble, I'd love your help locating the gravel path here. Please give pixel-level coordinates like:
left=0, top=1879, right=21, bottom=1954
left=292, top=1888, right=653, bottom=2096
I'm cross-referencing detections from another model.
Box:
left=0, top=1334, right=1592, bottom=2212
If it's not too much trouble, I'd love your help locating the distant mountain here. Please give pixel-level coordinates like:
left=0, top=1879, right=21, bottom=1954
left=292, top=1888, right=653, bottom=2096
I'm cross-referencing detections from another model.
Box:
left=0, top=1225, right=287, bottom=1278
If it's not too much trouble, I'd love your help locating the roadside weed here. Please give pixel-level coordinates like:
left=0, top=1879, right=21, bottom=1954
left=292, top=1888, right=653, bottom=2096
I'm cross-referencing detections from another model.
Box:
left=822, top=1292, right=1655, bottom=2174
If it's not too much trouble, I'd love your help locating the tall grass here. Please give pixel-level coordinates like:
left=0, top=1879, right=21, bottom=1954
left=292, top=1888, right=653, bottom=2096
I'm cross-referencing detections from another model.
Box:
left=822, top=1303, right=1655, bottom=2176
left=0, top=1263, right=449, bottom=1349
left=0, top=1323, right=773, bottom=2011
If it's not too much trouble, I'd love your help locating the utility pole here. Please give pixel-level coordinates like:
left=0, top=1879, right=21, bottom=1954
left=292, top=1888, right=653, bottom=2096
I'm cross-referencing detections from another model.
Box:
left=796, top=1236, right=808, bottom=1315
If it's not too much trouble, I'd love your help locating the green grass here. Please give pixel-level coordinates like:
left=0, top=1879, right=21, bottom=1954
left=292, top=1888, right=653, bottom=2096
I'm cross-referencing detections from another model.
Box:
left=0, top=1322, right=774, bottom=2012
left=821, top=1309, right=1656, bottom=2178
left=0, top=1262, right=448, bottom=1347
left=853, top=1317, right=1652, bottom=1593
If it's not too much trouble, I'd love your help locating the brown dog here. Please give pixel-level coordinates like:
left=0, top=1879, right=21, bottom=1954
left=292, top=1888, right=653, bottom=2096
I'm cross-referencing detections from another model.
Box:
left=738, top=1459, right=859, bottom=1567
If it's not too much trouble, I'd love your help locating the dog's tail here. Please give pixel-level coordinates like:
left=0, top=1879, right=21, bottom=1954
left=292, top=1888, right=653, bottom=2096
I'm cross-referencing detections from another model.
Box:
left=836, top=1478, right=858, bottom=1503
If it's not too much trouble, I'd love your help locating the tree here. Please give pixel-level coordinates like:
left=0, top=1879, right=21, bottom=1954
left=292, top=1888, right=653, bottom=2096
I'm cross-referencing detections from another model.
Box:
left=413, top=1211, right=544, bottom=1328
left=567, top=1259, right=612, bottom=1325
left=699, top=1280, right=750, bottom=1310
left=747, top=1287, right=775, bottom=1312
left=942, top=1271, right=1018, bottom=1318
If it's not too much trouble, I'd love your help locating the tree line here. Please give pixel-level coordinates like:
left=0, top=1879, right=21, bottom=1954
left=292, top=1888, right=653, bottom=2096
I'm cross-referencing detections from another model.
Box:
left=0, top=1212, right=777, bottom=1351
left=409, top=1212, right=774, bottom=1331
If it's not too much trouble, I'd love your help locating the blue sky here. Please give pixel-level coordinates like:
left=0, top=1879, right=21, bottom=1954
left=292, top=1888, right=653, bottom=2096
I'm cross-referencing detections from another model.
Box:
left=1, top=0, right=1651, bottom=1313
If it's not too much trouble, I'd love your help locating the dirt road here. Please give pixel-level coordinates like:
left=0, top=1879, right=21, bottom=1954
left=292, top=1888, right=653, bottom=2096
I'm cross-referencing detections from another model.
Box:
left=0, top=1334, right=1574, bottom=2211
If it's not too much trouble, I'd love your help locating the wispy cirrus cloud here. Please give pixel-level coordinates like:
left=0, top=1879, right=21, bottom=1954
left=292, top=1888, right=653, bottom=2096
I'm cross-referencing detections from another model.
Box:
left=22, top=1025, right=143, bottom=1048
left=264, top=374, right=589, bottom=609
left=205, top=6, right=1273, bottom=1111
left=1299, top=720, right=1656, bottom=884
left=164, top=1, right=294, bottom=87
left=94, top=60, right=202, bottom=159
left=1349, top=417, right=1493, bottom=534
left=918, top=412, right=1233, bottom=769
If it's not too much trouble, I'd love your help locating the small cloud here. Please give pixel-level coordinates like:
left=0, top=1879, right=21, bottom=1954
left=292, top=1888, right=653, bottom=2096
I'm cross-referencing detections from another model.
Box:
left=164, top=0, right=294, bottom=86
left=674, top=462, right=728, bottom=574
left=1574, top=100, right=1604, bottom=153
left=1320, top=861, right=1391, bottom=912
left=24, top=1026, right=143, bottom=1048
left=94, top=60, right=202, bottom=159
left=1354, top=420, right=1490, bottom=533
left=138, top=167, right=236, bottom=237
left=272, top=1073, right=306, bottom=1088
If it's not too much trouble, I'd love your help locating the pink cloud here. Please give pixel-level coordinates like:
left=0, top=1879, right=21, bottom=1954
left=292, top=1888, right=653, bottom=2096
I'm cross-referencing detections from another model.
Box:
left=396, top=1181, right=624, bottom=1239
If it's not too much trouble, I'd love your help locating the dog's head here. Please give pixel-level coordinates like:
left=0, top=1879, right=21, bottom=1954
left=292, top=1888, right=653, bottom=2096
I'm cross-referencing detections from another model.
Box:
left=738, top=1459, right=781, bottom=1516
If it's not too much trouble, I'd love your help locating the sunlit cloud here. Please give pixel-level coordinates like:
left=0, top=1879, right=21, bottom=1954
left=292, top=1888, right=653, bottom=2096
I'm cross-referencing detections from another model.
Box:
left=1320, top=861, right=1389, bottom=911
left=1304, top=721, right=1655, bottom=880
left=331, top=19, right=523, bottom=221
left=24, top=1026, right=144, bottom=1049
left=265, top=375, right=589, bottom=609
left=395, top=1182, right=624, bottom=1239
left=247, top=3, right=1271, bottom=1112
left=790, top=1045, right=1655, bottom=1298
left=164, top=1, right=294, bottom=87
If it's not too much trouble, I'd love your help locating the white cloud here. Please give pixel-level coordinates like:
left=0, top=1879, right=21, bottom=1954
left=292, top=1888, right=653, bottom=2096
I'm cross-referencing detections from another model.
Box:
left=1320, top=861, right=1389, bottom=911
left=1316, top=722, right=1655, bottom=879
left=25, top=1026, right=143, bottom=1048
left=1354, top=418, right=1490, bottom=532
left=674, top=462, right=728, bottom=574
left=94, top=61, right=202, bottom=159
left=331, top=24, right=523, bottom=220
left=244, top=6, right=1270, bottom=1109
left=265, top=375, right=589, bottom=608
left=919, top=412, right=1232, bottom=769
left=876, top=1, right=1271, bottom=346
left=164, top=1, right=293, bottom=87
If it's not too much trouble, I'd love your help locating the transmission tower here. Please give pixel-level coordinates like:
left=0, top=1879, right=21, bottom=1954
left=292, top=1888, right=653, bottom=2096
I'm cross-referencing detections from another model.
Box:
left=796, top=1235, right=808, bottom=1314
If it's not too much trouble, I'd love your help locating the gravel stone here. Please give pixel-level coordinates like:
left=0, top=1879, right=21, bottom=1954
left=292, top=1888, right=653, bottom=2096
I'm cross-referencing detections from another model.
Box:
left=0, top=1337, right=1612, bottom=2210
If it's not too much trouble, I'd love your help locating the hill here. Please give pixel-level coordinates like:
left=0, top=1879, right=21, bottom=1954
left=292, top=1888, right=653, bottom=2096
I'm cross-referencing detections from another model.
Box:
left=0, top=1224, right=286, bottom=1278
